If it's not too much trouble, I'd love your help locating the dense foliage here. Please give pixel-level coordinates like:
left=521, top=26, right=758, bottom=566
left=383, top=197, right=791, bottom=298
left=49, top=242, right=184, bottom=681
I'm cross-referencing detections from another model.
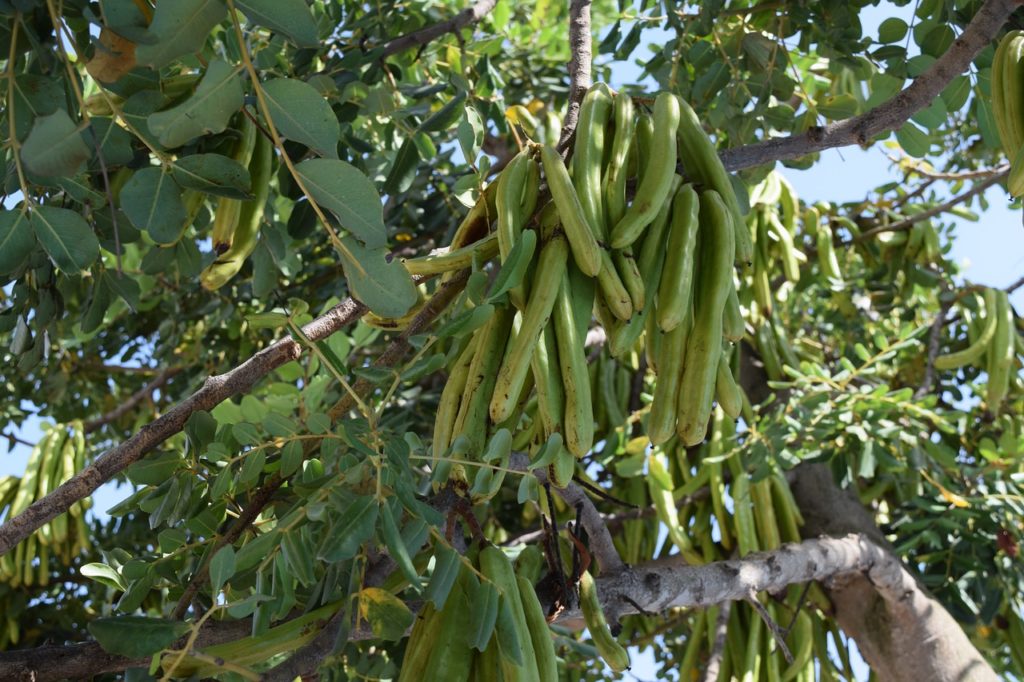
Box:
left=0, top=0, right=1022, bottom=679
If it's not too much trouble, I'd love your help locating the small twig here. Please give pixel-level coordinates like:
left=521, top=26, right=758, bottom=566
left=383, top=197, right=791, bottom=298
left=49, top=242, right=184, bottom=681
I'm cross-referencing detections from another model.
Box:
left=782, top=582, right=813, bottom=637
left=886, top=154, right=1011, bottom=180
left=1006, top=274, right=1024, bottom=294
left=915, top=297, right=952, bottom=399
left=557, top=0, right=593, bottom=151
left=850, top=169, right=1007, bottom=244
left=90, top=129, right=121, bottom=273
left=2, top=432, right=36, bottom=450
left=379, top=0, right=499, bottom=58
left=574, top=477, right=638, bottom=509
left=83, top=367, right=182, bottom=434
left=702, top=603, right=731, bottom=682
left=746, top=590, right=793, bottom=664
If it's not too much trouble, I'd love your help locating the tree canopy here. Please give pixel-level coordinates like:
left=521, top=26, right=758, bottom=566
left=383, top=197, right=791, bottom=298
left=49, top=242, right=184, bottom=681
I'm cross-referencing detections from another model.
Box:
left=0, top=0, right=1022, bottom=680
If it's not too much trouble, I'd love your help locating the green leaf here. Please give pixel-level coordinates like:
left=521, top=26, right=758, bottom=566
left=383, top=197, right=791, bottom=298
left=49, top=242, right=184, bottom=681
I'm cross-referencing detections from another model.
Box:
left=88, top=616, right=189, bottom=658
left=172, top=154, right=253, bottom=199
left=817, top=94, right=859, bottom=121
left=0, top=210, right=35, bottom=276
left=119, top=167, right=188, bottom=244
left=236, top=0, right=319, bottom=47
left=457, top=106, right=484, bottom=162
left=339, top=236, right=418, bottom=318
left=31, top=206, right=99, bottom=274
left=358, top=587, right=415, bottom=641
left=467, top=579, right=499, bottom=651
left=147, top=59, right=243, bottom=148
left=435, top=303, right=494, bottom=341
left=294, top=158, right=387, bottom=248
left=21, top=110, right=91, bottom=177
left=262, top=78, right=340, bottom=158
left=419, top=91, right=467, bottom=133
left=424, top=544, right=460, bottom=608
left=878, top=17, right=908, bottom=43
left=126, top=452, right=184, bottom=486
left=896, top=122, right=930, bottom=157
left=90, top=117, right=135, bottom=167
left=319, top=495, right=379, bottom=562
left=135, top=0, right=228, bottom=69
left=209, top=545, right=236, bottom=594
left=81, top=563, right=127, bottom=591
left=487, top=229, right=536, bottom=302
left=383, top=137, right=420, bottom=195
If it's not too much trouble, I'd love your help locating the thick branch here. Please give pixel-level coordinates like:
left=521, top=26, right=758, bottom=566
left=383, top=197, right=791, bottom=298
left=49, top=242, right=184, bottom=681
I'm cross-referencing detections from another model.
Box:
left=83, top=367, right=182, bottom=434
left=719, top=0, right=1022, bottom=171
left=557, top=0, right=593, bottom=150
left=0, top=296, right=368, bottom=556
left=554, top=534, right=942, bottom=629
left=791, top=464, right=998, bottom=681
left=380, top=0, right=498, bottom=58
left=0, top=618, right=253, bottom=682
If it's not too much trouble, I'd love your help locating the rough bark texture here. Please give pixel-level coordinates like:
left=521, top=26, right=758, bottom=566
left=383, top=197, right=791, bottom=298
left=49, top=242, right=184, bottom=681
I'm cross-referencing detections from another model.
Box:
left=792, top=464, right=999, bottom=682
left=719, top=0, right=1024, bottom=171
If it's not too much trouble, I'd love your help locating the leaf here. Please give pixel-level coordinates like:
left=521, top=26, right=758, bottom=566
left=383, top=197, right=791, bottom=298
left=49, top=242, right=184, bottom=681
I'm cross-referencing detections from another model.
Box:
left=81, top=563, right=127, bottom=591
left=419, top=91, right=467, bottom=133
left=262, top=78, right=340, bottom=158
left=86, top=28, right=137, bottom=84
left=319, top=495, right=379, bottom=562
left=135, top=0, right=227, bottom=69
left=0, top=210, right=35, bottom=276
left=358, top=587, right=415, bottom=641
left=90, top=117, right=135, bottom=167
left=236, top=0, right=319, bottom=47
left=172, top=154, right=253, bottom=199
left=487, top=229, right=536, bottom=302
left=423, top=544, right=460, bottom=609
left=457, top=106, right=484, bottom=162
left=209, top=545, right=236, bottom=594
left=88, top=616, right=190, bottom=658
left=31, top=206, right=100, bottom=274
left=21, top=110, right=91, bottom=178
left=467, top=579, right=500, bottom=651
left=119, top=166, right=188, bottom=244
left=878, top=17, right=908, bottom=43
left=294, top=158, right=387, bottom=248
left=338, top=236, right=418, bottom=318
left=147, top=59, right=243, bottom=148
left=896, top=122, right=930, bottom=158
left=382, top=137, right=420, bottom=195
left=817, top=94, right=859, bottom=121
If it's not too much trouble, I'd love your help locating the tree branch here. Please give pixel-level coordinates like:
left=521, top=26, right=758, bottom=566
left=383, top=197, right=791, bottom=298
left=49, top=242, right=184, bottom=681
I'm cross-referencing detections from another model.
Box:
left=791, top=464, right=998, bottom=681
left=701, top=604, right=731, bottom=682
left=554, top=534, right=944, bottom=630
left=0, top=618, right=255, bottom=682
left=0, top=296, right=369, bottom=556
left=915, top=296, right=953, bottom=399
left=83, top=366, right=182, bottom=434
left=719, top=0, right=1022, bottom=172
left=851, top=168, right=1008, bottom=244
left=557, top=0, right=593, bottom=150
left=380, top=0, right=499, bottom=58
